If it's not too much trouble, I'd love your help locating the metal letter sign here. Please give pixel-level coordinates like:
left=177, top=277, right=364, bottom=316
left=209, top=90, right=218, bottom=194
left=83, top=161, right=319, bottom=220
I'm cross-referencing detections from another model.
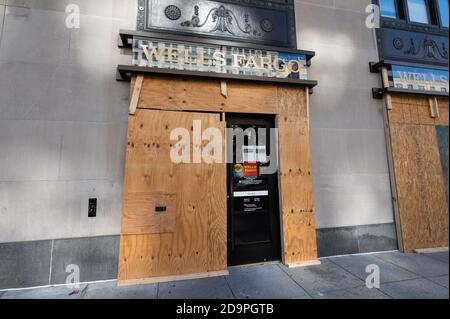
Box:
left=132, top=38, right=308, bottom=81
left=137, top=0, right=297, bottom=48
left=389, top=65, right=449, bottom=93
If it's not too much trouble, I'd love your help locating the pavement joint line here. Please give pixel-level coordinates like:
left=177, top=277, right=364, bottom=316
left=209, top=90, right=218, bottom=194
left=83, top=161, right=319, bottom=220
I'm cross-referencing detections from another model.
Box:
left=79, top=284, right=89, bottom=299
left=415, top=252, right=450, bottom=265
left=372, top=253, right=449, bottom=278
left=156, top=282, right=160, bottom=300
left=0, top=4, right=5, bottom=51
left=424, top=275, right=450, bottom=289
left=375, top=287, right=394, bottom=299
left=48, top=239, right=54, bottom=285
left=0, top=279, right=117, bottom=293
left=275, top=263, right=314, bottom=299
left=310, top=284, right=369, bottom=296
left=376, top=276, right=450, bottom=297
left=420, top=253, right=449, bottom=264
left=324, top=257, right=367, bottom=284
left=348, top=254, right=450, bottom=287
left=318, top=250, right=399, bottom=260
left=327, top=255, right=423, bottom=284
left=325, top=254, right=449, bottom=293
left=306, top=283, right=393, bottom=299
left=223, top=276, right=238, bottom=300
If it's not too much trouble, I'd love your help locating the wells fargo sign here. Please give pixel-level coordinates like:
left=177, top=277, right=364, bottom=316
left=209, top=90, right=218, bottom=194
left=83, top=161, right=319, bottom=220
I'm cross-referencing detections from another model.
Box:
left=390, top=65, right=449, bottom=93
left=132, top=38, right=308, bottom=81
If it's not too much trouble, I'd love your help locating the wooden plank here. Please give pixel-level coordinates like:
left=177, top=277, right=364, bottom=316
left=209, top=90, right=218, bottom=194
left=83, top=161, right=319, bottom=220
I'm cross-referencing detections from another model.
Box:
left=414, top=247, right=449, bottom=254
left=389, top=94, right=449, bottom=126
left=277, top=86, right=307, bottom=120
left=223, top=81, right=278, bottom=114
left=129, top=75, right=144, bottom=115
left=277, top=86, right=318, bottom=265
left=390, top=123, right=449, bottom=252
left=121, top=192, right=176, bottom=235
left=132, top=75, right=278, bottom=115
left=382, top=98, right=405, bottom=251
left=286, top=260, right=322, bottom=268
left=118, top=270, right=229, bottom=287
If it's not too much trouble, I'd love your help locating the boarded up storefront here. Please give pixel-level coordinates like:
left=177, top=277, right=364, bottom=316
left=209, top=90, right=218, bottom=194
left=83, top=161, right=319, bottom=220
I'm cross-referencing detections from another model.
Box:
left=387, top=95, right=449, bottom=252
left=117, top=75, right=319, bottom=284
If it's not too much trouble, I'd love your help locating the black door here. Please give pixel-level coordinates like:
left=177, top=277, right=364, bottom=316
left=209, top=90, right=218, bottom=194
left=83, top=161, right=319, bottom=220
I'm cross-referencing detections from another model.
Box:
left=227, top=115, right=281, bottom=266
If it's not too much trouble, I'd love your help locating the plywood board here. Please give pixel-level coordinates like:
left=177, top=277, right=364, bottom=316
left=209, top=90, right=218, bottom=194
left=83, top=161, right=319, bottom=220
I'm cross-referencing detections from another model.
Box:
left=389, top=94, right=449, bottom=126
left=120, top=76, right=319, bottom=282
left=119, top=109, right=227, bottom=281
left=390, top=123, right=449, bottom=252
left=121, top=192, right=176, bottom=235
left=131, top=75, right=278, bottom=115
left=277, top=86, right=318, bottom=264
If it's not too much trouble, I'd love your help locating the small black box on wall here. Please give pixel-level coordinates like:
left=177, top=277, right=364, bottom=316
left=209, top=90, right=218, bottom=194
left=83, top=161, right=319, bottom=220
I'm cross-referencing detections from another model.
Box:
left=88, top=198, right=97, bottom=218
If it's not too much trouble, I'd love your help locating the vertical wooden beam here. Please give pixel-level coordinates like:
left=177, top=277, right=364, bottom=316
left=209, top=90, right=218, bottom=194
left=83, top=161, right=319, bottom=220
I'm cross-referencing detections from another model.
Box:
left=277, top=86, right=319, bottom=267
left=381, top=67, right=393, bottom=110
left=382, top=95, right=405, bottom=252
left=428, top=97, right=440, bottom=119
left=129, top=75, right=144, bottom=115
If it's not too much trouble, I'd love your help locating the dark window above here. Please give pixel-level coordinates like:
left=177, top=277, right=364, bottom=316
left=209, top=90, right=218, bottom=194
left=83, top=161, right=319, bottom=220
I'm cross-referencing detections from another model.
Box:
left=380, top=0, right=399, bottom=18
left=437, top=0, right=449, bottom=27
left=407, top=0, right=430, bottom=24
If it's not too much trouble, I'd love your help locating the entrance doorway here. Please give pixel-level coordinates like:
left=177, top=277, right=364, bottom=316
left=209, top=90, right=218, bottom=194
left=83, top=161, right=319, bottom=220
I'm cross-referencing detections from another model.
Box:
left=226, top=115, right=282, bottom=266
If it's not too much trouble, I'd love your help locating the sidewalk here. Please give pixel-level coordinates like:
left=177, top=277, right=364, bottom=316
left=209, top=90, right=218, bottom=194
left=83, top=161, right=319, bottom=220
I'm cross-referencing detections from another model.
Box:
left=0, top=251, right=448, bottom=299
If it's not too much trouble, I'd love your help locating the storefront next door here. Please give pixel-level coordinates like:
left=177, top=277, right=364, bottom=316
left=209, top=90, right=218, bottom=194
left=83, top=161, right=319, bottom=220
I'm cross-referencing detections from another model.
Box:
left=227, top=115, right=282, bottom=266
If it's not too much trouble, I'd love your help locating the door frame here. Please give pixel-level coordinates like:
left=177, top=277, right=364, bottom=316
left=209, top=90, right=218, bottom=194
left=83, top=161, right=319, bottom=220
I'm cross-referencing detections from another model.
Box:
left=225, top=113, right=282, bottom=266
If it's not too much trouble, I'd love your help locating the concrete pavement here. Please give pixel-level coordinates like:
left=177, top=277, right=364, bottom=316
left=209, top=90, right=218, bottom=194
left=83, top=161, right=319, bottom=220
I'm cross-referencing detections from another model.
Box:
left=0, top=251, right=448, bottom=299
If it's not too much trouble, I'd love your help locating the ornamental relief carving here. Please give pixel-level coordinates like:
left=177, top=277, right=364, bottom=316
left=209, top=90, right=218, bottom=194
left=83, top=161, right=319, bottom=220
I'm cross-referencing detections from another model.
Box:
left=137, top=0, right=296, bottom=48
left=402, top=37, right=449, bottom=60
left=164, top=4, right=273, bottom=37
left=380, top=28, right=449, bottom=66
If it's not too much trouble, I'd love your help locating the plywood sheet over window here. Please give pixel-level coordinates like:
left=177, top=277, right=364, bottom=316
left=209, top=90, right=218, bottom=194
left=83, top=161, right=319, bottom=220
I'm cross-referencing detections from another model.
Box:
left=388, top=95, right=449, bottom=252
left=118, top=109, right=227, bottom=281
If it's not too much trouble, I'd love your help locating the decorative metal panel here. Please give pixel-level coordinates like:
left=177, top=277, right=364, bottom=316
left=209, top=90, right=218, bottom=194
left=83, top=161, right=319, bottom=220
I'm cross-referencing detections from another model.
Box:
left=379, top=28, right=449, bottom=67
left=137, top=0, right=297, bottom=48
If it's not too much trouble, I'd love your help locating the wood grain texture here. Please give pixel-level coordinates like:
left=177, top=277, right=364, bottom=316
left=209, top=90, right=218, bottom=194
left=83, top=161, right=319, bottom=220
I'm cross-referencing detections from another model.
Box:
left=119, top=108, right=227, bottom=280
left=389, top=94, right=449, bottom=126
left=387, top=94, right=449, bottom=252
left=390, top=123, right=449, bottom=252
left=277, top=86, right=318, bottom=264
left=129, top=75, right=144, bottom=115
left=131, top=75, right=279, bottom=114
left=121, top=192, right=176, bottom=235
